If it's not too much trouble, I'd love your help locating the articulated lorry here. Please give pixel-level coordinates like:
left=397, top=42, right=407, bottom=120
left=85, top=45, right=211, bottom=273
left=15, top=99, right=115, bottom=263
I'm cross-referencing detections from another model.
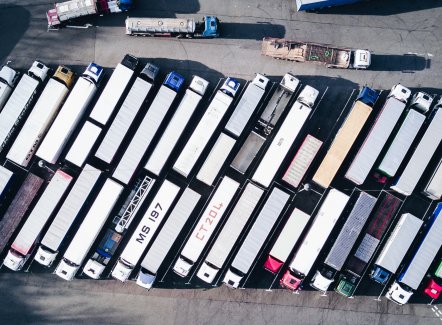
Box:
left=423, top=158, right=442, bottom=200
left=261, top=37, right=371, bottom=69
left=0, top=65, right=18, bottom=111
left=126, top=16, right=220, bottom=38
left=295, top=0, right=366, bottom=11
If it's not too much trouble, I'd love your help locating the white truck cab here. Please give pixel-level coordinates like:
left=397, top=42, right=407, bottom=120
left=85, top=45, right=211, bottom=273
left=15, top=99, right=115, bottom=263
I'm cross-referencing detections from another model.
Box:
left=111, top=258, right=133, bottom=282
left=310, top=271, right=334, bottom=292
left=136, top=269, right=156, bottom=289
left=3, top=250, right=25, bottom=271
left=220, top=77, right=240, bottom=97
left=55, top=259, right=78, bottom=281
left=352, top=50, right=371, bottom=69
left=189, top=75, right=209, bottom=96
left=386, top=281, right=413, bottom=305
left=409, top=91, right=433, bottom=113
left=29, top=61, right=49, bottom=82
left=197, top=262, right=220, bottom=283
left=280, top=72, right=300, bottom=93
left=252, top=73, right=270, bottom=90
left=83, top=260, right=105, bottom=279
left=172, top=256, right=193, bottom=277
left=389, top=84, right=411, bottom=103
left=34, top=247, right=58, bottom=267
left=297, top=85, right=319, bottom=108
left=222, top=269, right=243, bottom=289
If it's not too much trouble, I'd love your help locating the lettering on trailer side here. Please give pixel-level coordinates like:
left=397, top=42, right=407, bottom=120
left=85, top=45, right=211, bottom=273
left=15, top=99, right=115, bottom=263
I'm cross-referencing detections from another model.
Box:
left=136, top=203, right=162, bottom=244
left=196, top=203, right=223, bottom=241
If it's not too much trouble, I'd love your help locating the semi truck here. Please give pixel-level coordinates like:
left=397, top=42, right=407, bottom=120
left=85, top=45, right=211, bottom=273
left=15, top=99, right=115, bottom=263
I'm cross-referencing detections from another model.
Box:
left=345, top=84, right=411, bottom=185
left=65, top=121, right=102, bottom=167
left=6, top=66, right=75, bottom=167
left=96, top=63, right=159, bottom=164
left=0, top=64, right=18, bottom=110
left=0, top=166, right=13, bottom=198
left=335, top=193, right=402, bottom=297
left=0, top=61, right=49, bottom=153
left=312, top=87, right=378, bottom=188
left=0, top=173, right=44, bottom=254
left=144, top=76, right=209, bottom=176
left=111, top=180, right=180, bottom=282
left=173, top=78, right=240, bottom=178
left=197, top=183, right=264, bottom=284
left=136, top=188, right=201, bottom=289
left=83, top=176, right=155, bottom=279
left=391, top=107, right=442, bottom=196
left=386, top=203, right=442, bottom=305
left=423, top=158, right=442, bottom=200
left=47, top=0, right=133, bottom=28
left=280, top=189, right=349, bottom=291
left=113, top=71, right=185, bottom=184
left=231, top=73, right=299, bottom=174
left=173, top=177, right=239, bottom=277
left=252, top=85, right=319, bottom=188
left=36, top=63, right=104, bottom=164
left=3, top=170, right=73, bottom=271
left=370, top=213, right=423, bottom=285
left=377, top=109, right=426, bottom=177
left=295, top=0, right=366, bottom=11
left=223, top=187, right=290, bottom=288
left=309, top=192, right=377, bottom=292
left=126, top=16, right=220, bottom=38
left=55, top=178, right=123, bottom=280
left=261, top=37, right=371, bottom=69
left=34, top=165, right=102, bottom=267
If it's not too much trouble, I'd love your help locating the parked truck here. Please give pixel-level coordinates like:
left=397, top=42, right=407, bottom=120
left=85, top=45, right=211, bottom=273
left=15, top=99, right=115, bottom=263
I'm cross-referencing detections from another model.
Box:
left=423, top=158, right=442, bottom=200
left=3, top=170, right=73, bottom=271
left=370, top=213, right=423, bottom=285
left=96, top=63, right=159, bottom=164
left=0, top=65, right=19, bottom=111
left=312, top=87, right=378, bottom=188
left=0, top=166, right=13, bottom=198
left=345, top=84, right=411, bottom=185
left=223, top=187, right=290, bottom=288
left=0, top=61, right=49, bottom=153
left=386, top=203, right=442, bottom=305
left=335, top=193, right=402, bottom=297
left=252, top=85, right=319, bottom=188
left=280, top=189, right=349, bottom=291
left=36, top=63, right=104, bottom=164
left=197, top=183, right=264, bottom=284
left=173, top=177, right=239, bottom=277
left=310, top=192, right=377, bottom=292
left=261, top=37, right=371, bottom=69
left=6, top=66, right=74, bottom=167
left=125, top=16, right=219, bottom=38
left=173, top=78, right=240, bottom=178
left=47, top=0, right=133, bottom=28
left=65, top=121, right=102, bottom=167
left=111, top=180, right=180, bottom=282
left=145, top=76, right=209, bottom=176
left=34, top=165, right=102, bottom=267
left=295, top=0, right=366, bottom=11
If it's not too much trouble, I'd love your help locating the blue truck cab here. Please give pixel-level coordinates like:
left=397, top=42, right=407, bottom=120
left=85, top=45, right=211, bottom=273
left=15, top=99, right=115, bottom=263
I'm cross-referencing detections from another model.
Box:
left=164, top=71, right=185, bottom=93
left=371, top=266, right=391, bottom=285
left=220, top=77, right=241, bottom=97
left=117, top=0, right=134, bottom=11
left=202, top=16, right=220, bottom=38
left=357, top=86, right=379, bottom=107
left=83, top=62, right=104, bottom=84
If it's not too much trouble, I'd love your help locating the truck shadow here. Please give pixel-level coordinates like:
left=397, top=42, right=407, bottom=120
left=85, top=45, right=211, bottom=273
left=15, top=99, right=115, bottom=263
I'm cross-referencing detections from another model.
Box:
left=0, top=5, right=30, bottom=63
left=370, top=54, right=429, bottom=72
left=220, top=22, right=285, bottom=40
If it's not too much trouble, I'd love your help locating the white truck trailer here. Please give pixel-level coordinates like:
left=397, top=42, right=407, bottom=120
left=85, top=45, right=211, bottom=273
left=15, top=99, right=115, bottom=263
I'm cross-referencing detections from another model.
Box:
left=370, top=213, right=423, bottom=285
left=136, top=188, right=201, bottom=289
left=197, top=183, right=264, bottom=284
left=378, top=109, right=426, bottom=177
left=111, top=180, right=180, bottom=282
left=0, top=166, right=13, bottom=198
left=89, top=54, right=138, bottom=125
left=173, top=177, right=239, bottom=277
left=3, top=170, right=73, bottom=271
left=0, top=61, right=49, bottom=152
left=173, top=78, right=240, bottom=178
left=386, top=203, right=442, bottom=305
left=65, top=121, right=102, bottom=167
left=113, top=71, right=185, bottom=184
left=95, top=63, right=159, bottom=164
left=222, top=187, right=290, bottom=288
left=309, top=191, right=377, bottom=292
left=345, top=84, right=411, bottom=185
left=280, top=189, right=350, bottom=291
left=6, top=66, right=74, bottom=167
left=423, top=158, right=442, bottom=200
left=34, top=165, right=102, bottom=267
left=36, top=63, right=103, bottom=164
left=0, top=65, right=18, bottom=110
left=391, top=108, right=442, bottom=196
left=144, top=76, right=209, bottom=176
left=252, top=85, right=319, bottom=188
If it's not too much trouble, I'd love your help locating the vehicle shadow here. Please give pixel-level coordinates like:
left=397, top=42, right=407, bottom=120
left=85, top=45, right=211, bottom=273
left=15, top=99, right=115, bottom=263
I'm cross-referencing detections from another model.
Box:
left=370, top=54, right=429, bottom=72
left=0, top=5, right=30, bottom=63
left=220, top=22, right=285, bottom=40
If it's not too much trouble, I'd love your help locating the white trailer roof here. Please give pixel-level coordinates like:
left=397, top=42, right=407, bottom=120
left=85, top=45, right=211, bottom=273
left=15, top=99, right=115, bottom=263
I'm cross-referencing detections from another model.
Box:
left=0, top=166, right=13, bottom=197
left=145, top=89, right=201, bottom=176
left=205, top=183, right=264, bottom=269
left=181, top=177, right=239, bottom=262
left=89, top=63, right=134, bottom=125
left=40, top=165, right=101, bottom=251
left=6, top=79, right=68, bottom=167
left=113, top=86, right=177, bottom=184
left=173, top=91, right=233, bottom=177
left=95, top=77, right=153, bottom=163
left=126, top=18, right=196, bottom=34
left=375, top=213, right=422, bottom=274
left=141, top=188, right=201, bottom=273
left=424, top=159, right=442, bottom=200
left=37, top=77, right=97, bottom=164
left=65, top=121, right=101, bottom=167
left=0, top=75, right=39, bottom=149
left=253, top=101, right=312, bottom=188
left=345, top=97, right=406, bottom=185
left=289, top=189, right=349, bottom=276
left=378, top=109, right=425, bottom=177
left=230, top=187, right=290, bottom=274
left=63, top=179, right=123, bottom=264
left=11, top=170, right=73, bottom=255
left=391, top=108, right=442, bottom=196
left=56, top=0, right=97, bottom=22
